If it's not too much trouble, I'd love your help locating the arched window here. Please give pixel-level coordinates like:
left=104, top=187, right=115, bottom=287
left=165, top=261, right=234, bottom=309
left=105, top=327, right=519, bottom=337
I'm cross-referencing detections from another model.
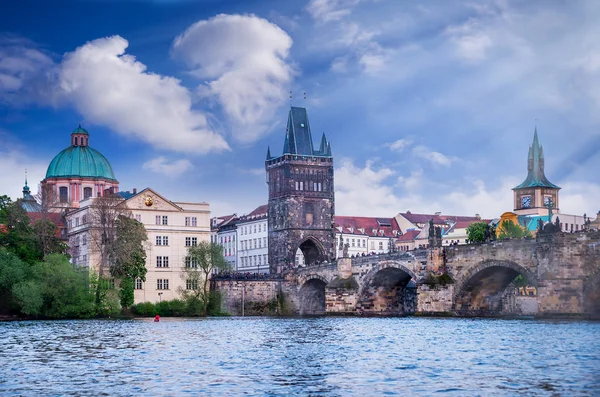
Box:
left=84, top=187, right=92, bottom=199
left=59, top=187, right=68, bottom=203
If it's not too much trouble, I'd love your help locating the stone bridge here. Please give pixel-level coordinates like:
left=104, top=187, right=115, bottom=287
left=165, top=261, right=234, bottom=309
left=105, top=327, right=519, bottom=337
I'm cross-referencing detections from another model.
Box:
left=214, top=231, right=600, bottom=318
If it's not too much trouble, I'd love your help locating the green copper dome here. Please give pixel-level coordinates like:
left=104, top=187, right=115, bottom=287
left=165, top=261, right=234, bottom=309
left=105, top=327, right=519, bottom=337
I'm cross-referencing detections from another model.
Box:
left=72, top=125, right=89, bottom=135
left=45, top=146, right=117, bottom=181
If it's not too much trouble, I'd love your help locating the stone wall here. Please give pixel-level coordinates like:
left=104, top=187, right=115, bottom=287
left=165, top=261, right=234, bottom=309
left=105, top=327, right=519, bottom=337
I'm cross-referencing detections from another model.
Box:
left=215, top=231, right=600, bottom=318
left=503, top=295, right=538, bottom=315
left=416, top=284, right=454, bottom=314
left=214, top=280, right=286, bottom=316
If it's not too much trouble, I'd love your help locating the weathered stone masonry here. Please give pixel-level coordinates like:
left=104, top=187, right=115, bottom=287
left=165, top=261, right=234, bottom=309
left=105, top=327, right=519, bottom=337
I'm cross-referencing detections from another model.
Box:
left=215, top=231, right=600, bottom=318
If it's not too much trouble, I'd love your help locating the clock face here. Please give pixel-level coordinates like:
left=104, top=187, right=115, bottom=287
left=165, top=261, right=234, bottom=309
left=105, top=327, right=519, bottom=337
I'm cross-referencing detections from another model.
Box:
left=544, top=196, right=552, bottom=206
left=521, top=195, right=531, bottom=208
left=144, top=196, right=153, bottom=207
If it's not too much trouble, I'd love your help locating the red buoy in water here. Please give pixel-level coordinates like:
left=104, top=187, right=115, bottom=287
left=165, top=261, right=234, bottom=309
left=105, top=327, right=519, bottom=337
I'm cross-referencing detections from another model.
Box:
left=154, top=315, right=160, bottom=322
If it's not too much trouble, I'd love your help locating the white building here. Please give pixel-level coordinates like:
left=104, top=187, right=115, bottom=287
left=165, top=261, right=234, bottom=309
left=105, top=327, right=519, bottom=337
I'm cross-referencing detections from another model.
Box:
left=65, top=188, right=211, bottom=303
left=236, top=205, right=269, bottom=273
left=334, top=216, right=401, bottom=257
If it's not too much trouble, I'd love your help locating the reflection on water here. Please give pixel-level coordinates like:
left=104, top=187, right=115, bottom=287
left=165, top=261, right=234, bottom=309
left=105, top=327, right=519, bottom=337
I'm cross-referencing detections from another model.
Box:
left=1, top=318, right=599, bottom=396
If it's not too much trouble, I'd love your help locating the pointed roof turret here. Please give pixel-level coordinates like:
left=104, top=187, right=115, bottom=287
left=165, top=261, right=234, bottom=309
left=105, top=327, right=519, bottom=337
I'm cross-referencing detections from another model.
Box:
left=513, top=128, right=560, bottom=190
left=319, top=133, right=327, bottom=153
left=271, top=106, right=332, bottom=160
left=266, top=146, right=272, bottom=160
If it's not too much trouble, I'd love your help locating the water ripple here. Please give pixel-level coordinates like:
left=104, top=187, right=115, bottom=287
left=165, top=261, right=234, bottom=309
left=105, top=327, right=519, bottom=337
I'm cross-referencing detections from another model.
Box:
left=0, top=318, right=599, bottom=396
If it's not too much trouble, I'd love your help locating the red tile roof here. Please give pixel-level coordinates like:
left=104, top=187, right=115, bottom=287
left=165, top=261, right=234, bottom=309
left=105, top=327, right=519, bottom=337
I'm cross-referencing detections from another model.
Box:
left=400, top=212, right=447, bottom=225
left=26, top=212, right=66, bottom=238
left=335, top=216, right=401, bottom=238
left=445, top=219, right=492, bottom=234
left=247, top=204, right=268, bottom=218
left=397, top=229, right=420, bottom=241
left=400, top=212, right=483, bottom=226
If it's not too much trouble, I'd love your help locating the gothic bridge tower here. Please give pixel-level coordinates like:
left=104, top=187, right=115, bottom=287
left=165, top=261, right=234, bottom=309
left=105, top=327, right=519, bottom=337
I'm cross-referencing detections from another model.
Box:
left=512, top=128, right=561, bottom=216
left=266, top=107, right=335, bottom=273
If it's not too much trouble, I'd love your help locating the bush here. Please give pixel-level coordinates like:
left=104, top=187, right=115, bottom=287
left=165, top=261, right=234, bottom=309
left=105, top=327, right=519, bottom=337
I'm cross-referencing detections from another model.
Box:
left=131, top=301, right=157, bottom=316
left=423, top=272, right=454, bottom=286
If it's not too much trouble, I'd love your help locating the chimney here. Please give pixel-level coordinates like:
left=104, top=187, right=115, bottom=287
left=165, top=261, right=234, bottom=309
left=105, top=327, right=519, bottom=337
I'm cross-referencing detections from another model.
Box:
left=475, top=214, right=481, bottom=220
left=133, top=188, right=137, bottom=194
left=435, top=212, right=441, bottom=216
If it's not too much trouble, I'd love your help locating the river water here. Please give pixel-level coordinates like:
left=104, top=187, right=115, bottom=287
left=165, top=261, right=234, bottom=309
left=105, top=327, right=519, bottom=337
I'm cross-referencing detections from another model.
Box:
left=1, top=317, right=599, bottom=396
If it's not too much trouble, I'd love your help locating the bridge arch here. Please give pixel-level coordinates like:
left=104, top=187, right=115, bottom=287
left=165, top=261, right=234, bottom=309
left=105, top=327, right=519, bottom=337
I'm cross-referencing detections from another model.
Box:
left=298, top=276, right=327, bottom=315
left=453, top=259, right=537, bottom=315
left=296, top=236, right=327, bottom=266
left=357, top=261, right=417, bottom=316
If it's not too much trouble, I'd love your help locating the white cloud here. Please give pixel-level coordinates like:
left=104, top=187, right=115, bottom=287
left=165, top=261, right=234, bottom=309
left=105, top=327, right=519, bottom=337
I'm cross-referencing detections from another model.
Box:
left=171, top=14, right=294, bottom=143
left=334, top=159, right=549, bottom=219
left=558, top=182, right=600, bottom=216
left=445, top=20, right=493, bottom=63
left=388, top=139, right=413, bottom=152
left=412, top=145, right=454, bottom=167
left=396, top=169, right=422, bottom=191
left=335, top=158, right=400, bottom=216
left=307, top=0, right=361, bottom=23
left=58, top=36, right=229, bottom=154
left=0, top=38, right=55, bottom=105
left=142, top=156, right=192, bottom=176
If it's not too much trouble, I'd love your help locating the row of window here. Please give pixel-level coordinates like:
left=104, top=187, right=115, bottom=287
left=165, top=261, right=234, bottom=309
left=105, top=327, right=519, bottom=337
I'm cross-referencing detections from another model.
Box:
left=59, top=186, right=94, bottom=203
left=134, top=278, right=198, bottom=290
left=240, top=254, right=268, bottom=268
left=72, top=234, right=88, bottom=246
left=294, top=181, right=323, bottom=192
left=153, top=256, right=201, bottom=268
left=155, top=236, right=201, bottom=246
left=240, top=237, right=267, bottom=251
left=154, top=216, right=198, bottom=226
left=68, top=215, right=88, bottom=228
left=343, top=238, right=383, bottom=250
left=239, top=223, right=266, bottom=235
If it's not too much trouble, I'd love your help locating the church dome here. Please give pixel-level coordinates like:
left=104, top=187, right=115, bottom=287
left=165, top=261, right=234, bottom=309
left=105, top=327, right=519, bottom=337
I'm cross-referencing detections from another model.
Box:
left=45, top=126, right=117, bottom=181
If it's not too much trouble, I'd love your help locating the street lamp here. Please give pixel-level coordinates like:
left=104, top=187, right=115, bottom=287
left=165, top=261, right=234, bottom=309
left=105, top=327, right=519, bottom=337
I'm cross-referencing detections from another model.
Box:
left=158, top=292, right=163, bottom=303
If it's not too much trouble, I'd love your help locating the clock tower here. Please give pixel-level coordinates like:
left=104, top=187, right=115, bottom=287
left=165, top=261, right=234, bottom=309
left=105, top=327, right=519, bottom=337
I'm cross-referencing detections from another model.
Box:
left=513, top=128, right=560, bottom=216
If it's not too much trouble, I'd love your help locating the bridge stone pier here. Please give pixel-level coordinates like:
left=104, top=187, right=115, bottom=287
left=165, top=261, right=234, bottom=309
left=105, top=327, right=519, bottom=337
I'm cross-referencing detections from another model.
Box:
left=214, top=231, right=600, bottom=318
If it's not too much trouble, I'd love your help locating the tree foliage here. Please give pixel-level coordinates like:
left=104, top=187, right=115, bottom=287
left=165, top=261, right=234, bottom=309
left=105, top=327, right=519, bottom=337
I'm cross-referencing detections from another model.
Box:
left=498, top=220, right=532, bottom=240
left=466, top=222, right=489, bottom=243
left=0, top=249, right=98, bottom=318
left=181, top=241, right=230, bottom=316
left=88, top=197, right=147, bottom=310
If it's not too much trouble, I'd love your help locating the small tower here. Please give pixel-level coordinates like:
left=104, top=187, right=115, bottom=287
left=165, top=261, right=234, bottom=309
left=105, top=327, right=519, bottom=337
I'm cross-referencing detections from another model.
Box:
left=513, top=128, right=560, bottom=215
left=266, top=107, right=335, bottom=273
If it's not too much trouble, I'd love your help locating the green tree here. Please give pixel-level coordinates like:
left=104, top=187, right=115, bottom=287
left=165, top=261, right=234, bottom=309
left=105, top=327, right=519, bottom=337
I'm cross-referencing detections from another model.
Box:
left=88, top=197, right=147, bottom=310
left=498, top=220, right=532, bottom=240
left=111, top=215, right=148, bottom=309
left=466, top=222, right=489, bottom=244
left=37, top=254, right=96, bottom=318
left=32, top=219, right=69, bottom=256
left=0, top=248, right=29, bottom=313
left=0, top=195, right=12, bottom=224
left=0, top=200, right=42, bottom=263
left=12, top=280, right=43, bottom=316
left=182, top=241, right=230, bottom=316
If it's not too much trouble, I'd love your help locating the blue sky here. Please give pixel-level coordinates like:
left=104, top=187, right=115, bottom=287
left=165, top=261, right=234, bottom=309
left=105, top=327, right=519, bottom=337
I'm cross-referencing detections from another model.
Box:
left=1, top=0, right=600, bottom=218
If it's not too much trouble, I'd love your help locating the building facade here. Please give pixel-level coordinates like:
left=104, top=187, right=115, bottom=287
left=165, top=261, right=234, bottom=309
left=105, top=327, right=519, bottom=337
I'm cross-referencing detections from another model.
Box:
left=334, top=216, right=401, bottom=257
left=236, top=205, right=269, bottom=273
left=266, top=107, right=336, bottom=273
left=65, top=188, right=211, bottom=303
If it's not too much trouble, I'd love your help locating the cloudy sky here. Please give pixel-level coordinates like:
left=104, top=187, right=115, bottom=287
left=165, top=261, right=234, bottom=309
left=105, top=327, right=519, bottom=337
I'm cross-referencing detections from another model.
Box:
left=1, top=0, right=599, bottom=219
